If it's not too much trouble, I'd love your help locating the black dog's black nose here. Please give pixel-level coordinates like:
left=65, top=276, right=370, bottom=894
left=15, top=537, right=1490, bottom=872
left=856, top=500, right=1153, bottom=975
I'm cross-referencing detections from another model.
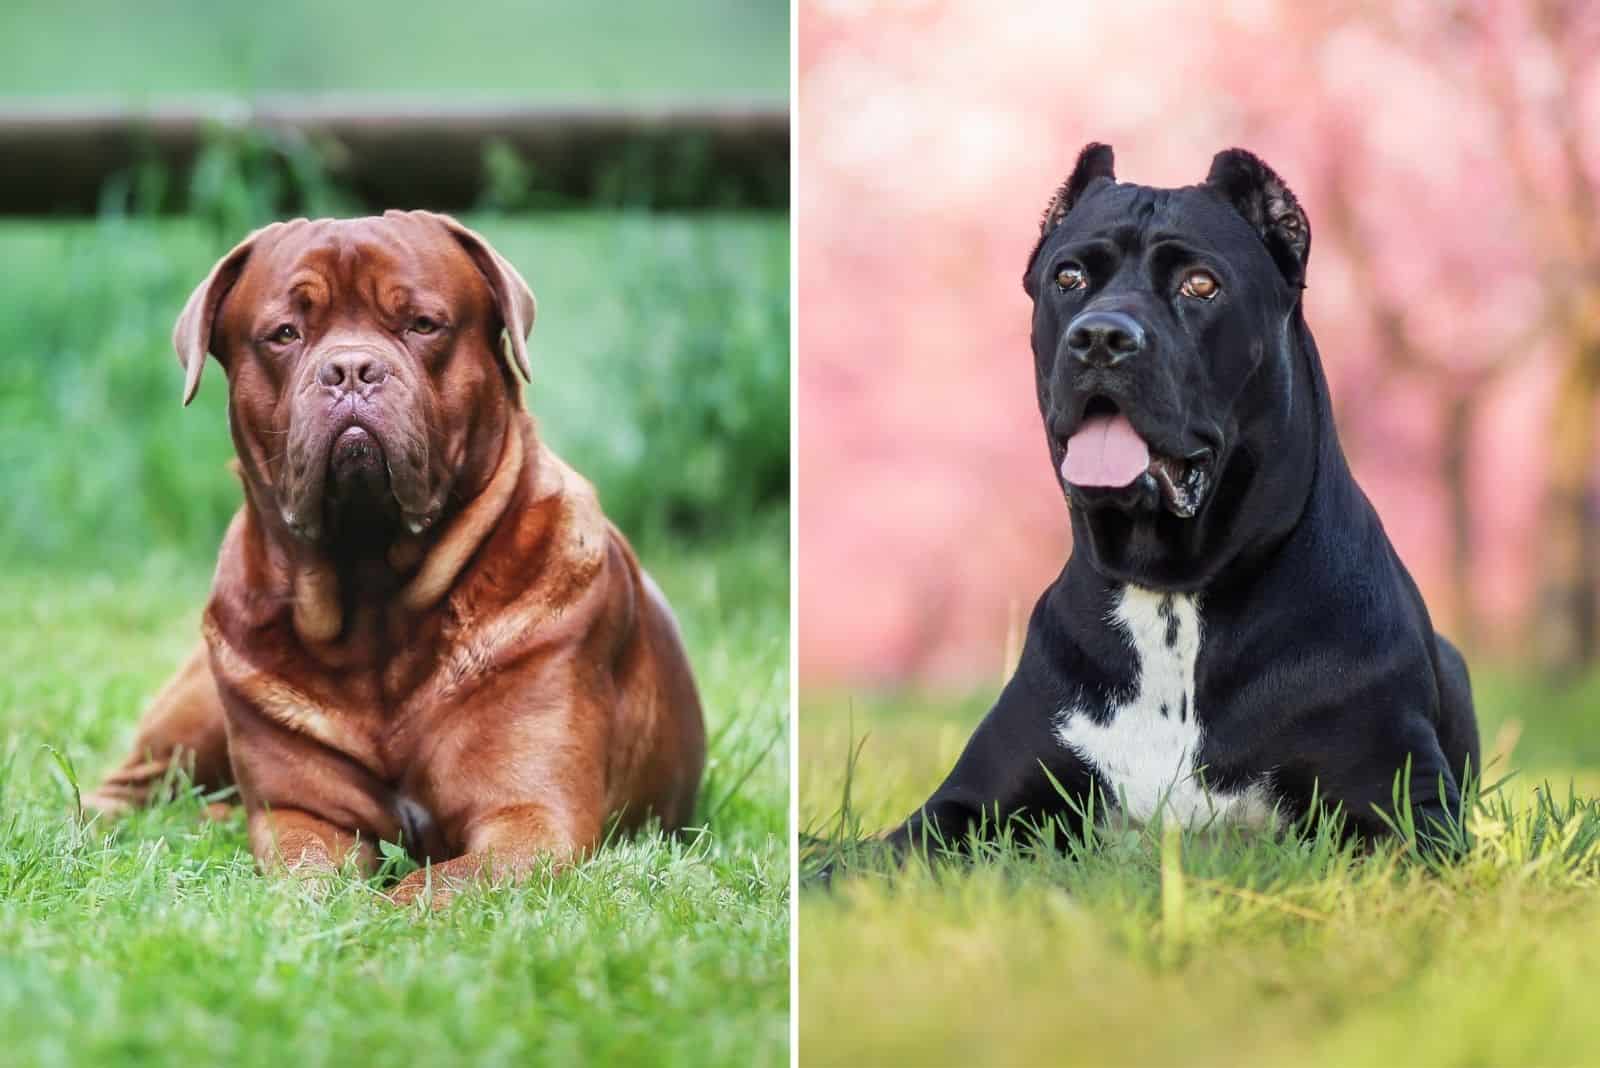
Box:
left=1065, top=311, right=1145, bottom=367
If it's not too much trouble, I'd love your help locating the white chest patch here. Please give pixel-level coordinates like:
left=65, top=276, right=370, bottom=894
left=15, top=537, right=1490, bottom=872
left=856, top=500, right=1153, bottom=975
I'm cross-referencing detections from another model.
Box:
left=1055, top=586, right=1277, bottom=830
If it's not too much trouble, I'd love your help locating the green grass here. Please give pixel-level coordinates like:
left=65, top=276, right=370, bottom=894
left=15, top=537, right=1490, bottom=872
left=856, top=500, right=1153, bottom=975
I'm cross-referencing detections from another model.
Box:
left=0, top=529, right=788, bottom=1067
left=799, top=674, right=1600, bottom=1066
left=0, top=0, right=787, bottom=96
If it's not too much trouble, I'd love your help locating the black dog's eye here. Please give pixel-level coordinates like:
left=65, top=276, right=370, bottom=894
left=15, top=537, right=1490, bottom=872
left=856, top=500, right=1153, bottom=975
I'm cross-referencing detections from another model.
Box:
left=1179, top=269, right=1221, bottom=301
left=409, top=315, right=441, bottom=336
left=1055, top=264, right=1088, bottom=292
left=268, top=324, right=300, bottom=345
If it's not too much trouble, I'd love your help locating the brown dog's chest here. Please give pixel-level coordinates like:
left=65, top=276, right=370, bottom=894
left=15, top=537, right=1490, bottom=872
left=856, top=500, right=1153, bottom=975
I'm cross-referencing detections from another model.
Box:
left=204, top=525, right=616, bottom=860
left=208, top=639, right=500, bottom=861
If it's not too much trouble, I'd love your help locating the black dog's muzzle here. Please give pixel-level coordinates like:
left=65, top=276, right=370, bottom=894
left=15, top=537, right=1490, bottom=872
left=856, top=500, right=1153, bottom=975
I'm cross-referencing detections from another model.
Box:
left=1065, top=310, right=1146, bottom=368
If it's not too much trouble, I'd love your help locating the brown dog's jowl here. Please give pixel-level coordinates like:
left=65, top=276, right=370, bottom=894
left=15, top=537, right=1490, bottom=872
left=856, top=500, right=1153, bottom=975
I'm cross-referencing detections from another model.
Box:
left=88, top=211, right=706, bottom=907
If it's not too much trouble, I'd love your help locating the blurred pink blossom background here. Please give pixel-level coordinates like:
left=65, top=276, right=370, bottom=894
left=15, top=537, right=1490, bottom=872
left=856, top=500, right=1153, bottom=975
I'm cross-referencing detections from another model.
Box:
left=799, top=0, right=1600, bottom=686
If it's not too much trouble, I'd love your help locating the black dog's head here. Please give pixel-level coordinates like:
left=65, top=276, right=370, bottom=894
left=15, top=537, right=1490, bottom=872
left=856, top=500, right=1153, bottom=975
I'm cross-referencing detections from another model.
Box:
left=1024, top=143, right=1319, bottom=589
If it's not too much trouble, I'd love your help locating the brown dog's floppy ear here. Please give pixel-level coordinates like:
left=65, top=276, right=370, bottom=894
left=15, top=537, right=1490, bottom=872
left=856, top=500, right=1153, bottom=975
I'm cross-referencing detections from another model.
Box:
left=1205, top=148, right=1311, bottom=288
left=1025, top=143, right=1115, bottom=293
left=430, top=213, right=536, bottom=382
left=172, top=228, right=266, bottom=406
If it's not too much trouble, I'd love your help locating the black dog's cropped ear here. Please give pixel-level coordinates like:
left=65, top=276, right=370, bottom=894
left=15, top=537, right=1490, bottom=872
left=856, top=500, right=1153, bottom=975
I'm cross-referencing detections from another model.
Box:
left=1041, top=142, right=1115, bottom=235
left=1025, top=143, right=1115, bottom=293
left=173, top=224, right=294, bottom=406
left=1205, top=148, right=1311, bottom=288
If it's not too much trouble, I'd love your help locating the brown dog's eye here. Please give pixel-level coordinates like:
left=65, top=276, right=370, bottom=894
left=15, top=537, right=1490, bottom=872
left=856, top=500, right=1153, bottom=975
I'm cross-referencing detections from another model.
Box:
left=269, top=324, right=300, bottom=344
left=409, top=316, right=440, bottom=335
left=1055, top=264, right=1087, bottom=291
left=1180, top=269, right=1220, bottom=301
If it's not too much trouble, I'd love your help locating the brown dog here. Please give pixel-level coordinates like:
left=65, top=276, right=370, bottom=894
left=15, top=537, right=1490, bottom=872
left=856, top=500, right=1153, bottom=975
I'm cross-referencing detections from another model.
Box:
left=87, top=211, right=705, bottom=905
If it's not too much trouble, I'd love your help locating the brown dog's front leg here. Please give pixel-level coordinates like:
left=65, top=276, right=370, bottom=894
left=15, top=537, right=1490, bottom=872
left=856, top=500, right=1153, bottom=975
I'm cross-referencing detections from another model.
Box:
left=388, top=802, right=600, bottom=908
left=249, top=807, right=376, bottom=878
left=86, top=639, right=233, bottom=816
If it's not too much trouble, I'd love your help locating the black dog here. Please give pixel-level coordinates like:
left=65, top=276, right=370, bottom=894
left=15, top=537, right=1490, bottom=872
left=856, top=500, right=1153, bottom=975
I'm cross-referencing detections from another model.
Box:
left=882, top=145, right=1479, bottom=857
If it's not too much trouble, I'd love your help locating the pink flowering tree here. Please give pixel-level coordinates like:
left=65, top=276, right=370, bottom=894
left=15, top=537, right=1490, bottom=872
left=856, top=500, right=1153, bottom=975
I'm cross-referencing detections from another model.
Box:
left=799, top=0, right=1600, bottom=686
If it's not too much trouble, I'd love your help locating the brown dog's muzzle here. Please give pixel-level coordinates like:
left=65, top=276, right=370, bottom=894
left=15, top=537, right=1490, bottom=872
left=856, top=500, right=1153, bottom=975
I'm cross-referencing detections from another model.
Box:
left=281, top=339, right=444, bottom=544
left=317, top=347, right=391, bottom=392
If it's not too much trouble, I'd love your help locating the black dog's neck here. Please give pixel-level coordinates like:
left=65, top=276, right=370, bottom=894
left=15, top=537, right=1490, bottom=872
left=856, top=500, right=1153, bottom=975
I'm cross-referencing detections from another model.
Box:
left=1067, top=308, right=1331, bottom=597
left=1211, top=310, right=1343, bottom=591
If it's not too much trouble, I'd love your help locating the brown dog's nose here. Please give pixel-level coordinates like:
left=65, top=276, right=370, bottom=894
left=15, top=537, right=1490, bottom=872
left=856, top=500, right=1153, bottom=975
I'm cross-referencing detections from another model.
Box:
left=1066, top=310, right=1145, bottom=367
left=317, top=350, right=391, bottom=391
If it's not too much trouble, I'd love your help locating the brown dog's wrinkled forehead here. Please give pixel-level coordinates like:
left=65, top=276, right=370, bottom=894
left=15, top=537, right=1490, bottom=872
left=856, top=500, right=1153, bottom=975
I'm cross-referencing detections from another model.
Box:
left=174, top=210, right=536, bottom=404
left=239, top=213, right=472, bottom=292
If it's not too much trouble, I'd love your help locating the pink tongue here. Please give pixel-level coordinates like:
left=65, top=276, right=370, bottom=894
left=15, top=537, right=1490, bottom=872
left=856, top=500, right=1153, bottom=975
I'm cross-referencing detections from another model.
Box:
left=1061, top=413, right=1150, bottom=488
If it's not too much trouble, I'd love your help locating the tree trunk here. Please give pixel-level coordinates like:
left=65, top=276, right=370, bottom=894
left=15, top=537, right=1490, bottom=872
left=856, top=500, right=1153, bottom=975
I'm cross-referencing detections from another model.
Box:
left=1440, top=392, right=1478, bottom=651
left=1533, top=339, right=1600, bottom=674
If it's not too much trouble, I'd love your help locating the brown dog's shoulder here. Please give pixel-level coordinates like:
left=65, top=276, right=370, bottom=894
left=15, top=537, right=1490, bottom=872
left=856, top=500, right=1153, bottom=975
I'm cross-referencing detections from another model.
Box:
left=520, top=440, right=613, bottom=565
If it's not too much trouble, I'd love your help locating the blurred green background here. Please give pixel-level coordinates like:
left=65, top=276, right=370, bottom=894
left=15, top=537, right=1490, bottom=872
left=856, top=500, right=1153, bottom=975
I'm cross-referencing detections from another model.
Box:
left=0, top=0, right=788, bottom=96
left=0, top=5, right=789, bottom=1066
left=0, top=0, right=790, bottom=561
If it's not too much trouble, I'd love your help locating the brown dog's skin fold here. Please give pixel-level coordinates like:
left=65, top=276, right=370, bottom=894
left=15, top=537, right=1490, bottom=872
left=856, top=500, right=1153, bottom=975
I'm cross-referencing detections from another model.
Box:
left=87, top=212, right=705, bottom=905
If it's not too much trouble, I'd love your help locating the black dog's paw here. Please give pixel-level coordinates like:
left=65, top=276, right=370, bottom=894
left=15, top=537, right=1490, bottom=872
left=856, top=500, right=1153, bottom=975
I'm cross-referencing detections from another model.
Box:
left=798, top=830, right=847, bottom=889
left=799, top=831, right=904, bottom=888
left=1411, top=817, right=1473, bottom=866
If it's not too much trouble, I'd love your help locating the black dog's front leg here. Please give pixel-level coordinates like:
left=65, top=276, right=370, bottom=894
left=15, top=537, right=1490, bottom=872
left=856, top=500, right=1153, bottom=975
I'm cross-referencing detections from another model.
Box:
left=1282, top=710, right=1468, bottom=857
left=1380, top=741, right=1469, bottom=859
left=883, top=677, right=1099, bottom=859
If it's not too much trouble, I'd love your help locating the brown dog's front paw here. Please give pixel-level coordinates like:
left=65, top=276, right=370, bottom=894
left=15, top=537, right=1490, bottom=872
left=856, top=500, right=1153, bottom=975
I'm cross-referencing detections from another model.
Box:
left=81, top=790, right=132, bottom=820
left=388, top=869, right=458, bottom=909
left=386, top=853, right=496, bottom=909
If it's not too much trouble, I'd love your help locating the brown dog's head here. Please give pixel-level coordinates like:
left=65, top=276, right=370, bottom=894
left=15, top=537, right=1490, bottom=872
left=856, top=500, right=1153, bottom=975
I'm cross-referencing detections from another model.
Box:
left=174, top=211, right=534, bottom=548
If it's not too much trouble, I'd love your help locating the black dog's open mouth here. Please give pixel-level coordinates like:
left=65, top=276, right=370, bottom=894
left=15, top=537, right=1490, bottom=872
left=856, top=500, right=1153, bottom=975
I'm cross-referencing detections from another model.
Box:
left=1144, top=452, right=1212, bottom=518
left=1058, top=397, right=1214, bottom=518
